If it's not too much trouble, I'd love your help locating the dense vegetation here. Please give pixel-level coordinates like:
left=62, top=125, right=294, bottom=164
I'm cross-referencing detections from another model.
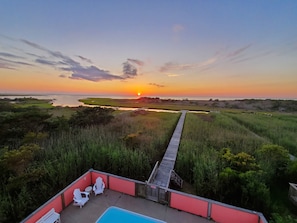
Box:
left=0, top=99, right=179, bottom=222
left=176, top=112, right=297, bottom=222
left=1, top=97, right=297, bottom=223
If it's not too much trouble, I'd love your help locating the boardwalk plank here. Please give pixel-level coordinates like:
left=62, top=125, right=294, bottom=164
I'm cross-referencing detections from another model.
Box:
left=152, top=110, right=187, bottom=187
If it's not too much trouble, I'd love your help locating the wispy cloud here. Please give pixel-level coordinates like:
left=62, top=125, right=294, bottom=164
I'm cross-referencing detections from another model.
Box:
left=0, top=61, right=14, bottom=69
left=17, top=39, right=139, bottom=82
left=127, top=58, right=144, bottom=67
left=59, top=74, right=67, bottom=78
left=0, top=50, right=32, bottom=69
left=159, top=62, right=195, bottom=72
left=77, top=55, right=93, bottom=63
left=172, top=24, right=184, bottom=33
left=226, top=44, right=252, bottom=59
left=166, top=73, right=182, bottom=77
left=69, top=66, right=122, bottom=81
left=159, top=44, right=255, bottom=73
left=127, top=58, right=145, bottom=66
left=172, top=24, right=185, bottom=42
left=0, top=56, right=33, bottom=67
left=35, top=58, right=58, bottom=66
left=0, top=52, right=24, bottom=59
left=160, top=56, right=218, bottom=73
left=149, top=83, right=165, bottom=88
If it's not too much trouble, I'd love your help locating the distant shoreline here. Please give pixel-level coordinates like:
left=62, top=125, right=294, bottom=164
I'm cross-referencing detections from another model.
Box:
left=0, top=93, right=296, bottom=101
left=1, top=94, right=297, bottom=112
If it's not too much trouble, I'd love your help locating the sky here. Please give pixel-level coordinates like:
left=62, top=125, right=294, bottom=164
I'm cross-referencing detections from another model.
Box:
left=0, top=1, right=297, bottom=99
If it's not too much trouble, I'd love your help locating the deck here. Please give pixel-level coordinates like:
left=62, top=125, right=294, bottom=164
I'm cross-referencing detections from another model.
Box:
left=61, top=189, right=212, bottom=223
left=152, top=110, right=187, bottom=187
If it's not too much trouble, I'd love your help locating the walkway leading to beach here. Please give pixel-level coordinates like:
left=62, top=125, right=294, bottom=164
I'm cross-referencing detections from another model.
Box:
left=151, top=110, right=187, bottom=187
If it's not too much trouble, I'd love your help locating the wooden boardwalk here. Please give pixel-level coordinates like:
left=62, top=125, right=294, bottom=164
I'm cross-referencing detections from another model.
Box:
left=151, top=110, right=187, bottom=187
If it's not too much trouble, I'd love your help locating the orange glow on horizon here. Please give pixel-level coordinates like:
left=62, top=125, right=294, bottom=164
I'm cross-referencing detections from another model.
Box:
left=1, top=69, right=296, bottom=100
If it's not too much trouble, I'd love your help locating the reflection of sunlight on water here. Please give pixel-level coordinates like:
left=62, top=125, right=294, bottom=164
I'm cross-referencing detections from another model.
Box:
left=100, top=106, right=180, bottom=113
left=188, top=111, right=209, bottom=114
left=1, top=95, right=140, bottom=107
left=1, top=95, right=209, bottom=113
left=0, top=95, right=86, bottom=107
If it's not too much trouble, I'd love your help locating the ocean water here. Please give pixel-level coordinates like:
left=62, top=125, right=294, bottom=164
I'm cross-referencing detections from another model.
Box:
left=2, top=94, right=290, bottom=107
left=0, top=94, right=211, bottom=107
left=0, top=94, right=238, bottom=107
left=0, top=94, right=106, bottom=107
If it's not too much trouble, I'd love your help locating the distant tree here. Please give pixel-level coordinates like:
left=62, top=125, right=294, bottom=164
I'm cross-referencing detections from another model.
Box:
left=0, top=143, right=40, bottom=176
left=69, top=107, right=114, bottom=127
left=0, top=107, right=51, bottom=149
left=45, top=116, right=69, bottom=133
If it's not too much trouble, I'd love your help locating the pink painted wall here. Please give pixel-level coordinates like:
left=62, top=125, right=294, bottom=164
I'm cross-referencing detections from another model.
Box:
left=170, top=192, right=208, bottom=218
left=91, top=172, right=108, bottom=188
left=63, top=172, right=92, bottom=206
left=24, top=196, right=62, bottom=223
left=24, top=172, right=92, bottom=223
left=109, top=176, right=135, bottom=196
left=211, top=204, right=258, bottom=223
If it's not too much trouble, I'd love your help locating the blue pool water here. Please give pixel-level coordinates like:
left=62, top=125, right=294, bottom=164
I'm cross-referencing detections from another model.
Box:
left=96, top=206, right=167, bottom=223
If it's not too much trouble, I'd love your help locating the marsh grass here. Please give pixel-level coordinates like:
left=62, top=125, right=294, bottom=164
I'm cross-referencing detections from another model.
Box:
left=176, top=112, right=267, bottom=195
left=39, top=110, right=180, bottom=185
left=80, top=97, right=210, bottom=111
left=13, top=98, right=53, bottom=109
left=225, top=112, right=297, bottom=156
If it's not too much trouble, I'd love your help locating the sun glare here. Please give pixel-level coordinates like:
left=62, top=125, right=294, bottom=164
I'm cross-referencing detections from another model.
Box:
left=137, top=92, right=141, bottom=96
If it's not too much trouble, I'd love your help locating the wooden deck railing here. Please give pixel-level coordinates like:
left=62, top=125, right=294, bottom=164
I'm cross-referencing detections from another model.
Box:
left=21, top=169, right=268, bottom=223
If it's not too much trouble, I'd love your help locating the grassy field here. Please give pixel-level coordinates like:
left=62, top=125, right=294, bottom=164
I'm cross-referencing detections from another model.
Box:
left=12, top=98, right=53, bottom=108
left=225, top=112, right=297, bottom=156
left=79, top=97, right=211, bottom=111
left=2, top=97, right=296, bottom=222
left=176, top=111, right=297, bottom=219
left=80, top=97, right=297, bottom=113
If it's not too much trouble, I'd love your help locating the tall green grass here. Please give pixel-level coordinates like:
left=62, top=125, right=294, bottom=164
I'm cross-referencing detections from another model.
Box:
left=0, top=110, right=180, bottom=223
left=225, top=112, right=297, bottom=156
left=176, top=112, right=267, bottom=194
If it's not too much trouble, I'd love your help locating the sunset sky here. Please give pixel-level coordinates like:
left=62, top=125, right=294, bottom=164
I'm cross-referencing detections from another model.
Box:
left=1, top=1, right=297, bottom=99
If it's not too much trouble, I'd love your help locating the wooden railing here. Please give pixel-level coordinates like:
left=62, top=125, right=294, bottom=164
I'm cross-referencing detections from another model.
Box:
left=170, top=170, right=183, bottom=188
left=21, top=169, right=268, bottom=223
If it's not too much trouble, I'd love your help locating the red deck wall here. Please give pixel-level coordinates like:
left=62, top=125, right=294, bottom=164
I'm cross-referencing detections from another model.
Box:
left=91, top=172, right=108, bottom=188
left=109, top=176, right=135, bottom=196
left=211, top=203, right=259, bottom=223
left=63, top=172, right=92, bottom=206
left=24, top=196, right=62, bottom=223
left=170, top=192, right=208, bottom=218
left=22, top=170, right=267, bottom=223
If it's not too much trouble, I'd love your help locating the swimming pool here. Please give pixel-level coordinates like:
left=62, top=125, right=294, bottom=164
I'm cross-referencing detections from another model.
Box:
left=96, top=206, right=167, bottom=223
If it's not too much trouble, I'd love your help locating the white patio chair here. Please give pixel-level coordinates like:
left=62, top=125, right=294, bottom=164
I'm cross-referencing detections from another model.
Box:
left=73, top=188, right=89, bottom=208
left=93, top=177, right=105, bottom=196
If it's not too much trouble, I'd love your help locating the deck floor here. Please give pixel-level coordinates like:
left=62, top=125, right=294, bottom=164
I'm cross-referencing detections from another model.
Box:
left=61, top=189, right=212, bottom=223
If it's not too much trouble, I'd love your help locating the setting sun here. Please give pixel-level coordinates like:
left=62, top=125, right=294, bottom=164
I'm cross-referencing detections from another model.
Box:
left=137, top=92, right=141, bottom=96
